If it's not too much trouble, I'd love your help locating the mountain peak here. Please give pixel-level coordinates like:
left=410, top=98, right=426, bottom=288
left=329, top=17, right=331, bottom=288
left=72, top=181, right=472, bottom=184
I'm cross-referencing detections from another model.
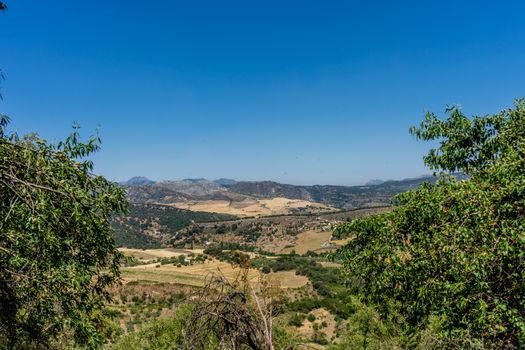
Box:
left=121, top=176, right=155, bottom=186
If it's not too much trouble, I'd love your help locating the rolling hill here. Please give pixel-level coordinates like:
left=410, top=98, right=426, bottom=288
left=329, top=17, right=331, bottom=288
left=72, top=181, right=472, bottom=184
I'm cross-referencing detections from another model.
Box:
left=111, top=203, right=237, bottom=249
left=229, top=176, right=438, bottom=209
left=120, top=175, right=443, bottom=212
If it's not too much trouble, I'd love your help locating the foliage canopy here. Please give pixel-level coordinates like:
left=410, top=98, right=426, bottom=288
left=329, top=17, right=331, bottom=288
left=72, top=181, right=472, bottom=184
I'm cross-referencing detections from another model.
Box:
left=336, top=99, right=525, bottom=348
left=0, top=123, right=127, bottom=348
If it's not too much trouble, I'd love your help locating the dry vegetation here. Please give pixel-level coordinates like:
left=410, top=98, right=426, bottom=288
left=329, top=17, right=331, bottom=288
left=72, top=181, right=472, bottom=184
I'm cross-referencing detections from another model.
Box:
left=119, top=248, right=201, bottom=260
left=265, top=271, right=309, bottom=289
left=121, top=259, right=309, bottom=290
left=184, top=207, right=387, bottom=246
left=296, top=308, right=338, bottom=342
left=111, top=207, right=390, bottom=347
left=122, top=259, right=261, bottom=286
left=279, top=231, right=332, bottom=254
left=172, top=197, right=335, bottom=217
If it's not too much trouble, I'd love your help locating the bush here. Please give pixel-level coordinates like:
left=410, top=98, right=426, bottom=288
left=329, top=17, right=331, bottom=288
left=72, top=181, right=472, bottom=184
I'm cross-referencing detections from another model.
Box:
left=288, top=313, right=304, bottom=327
left=327, top=297, right=402, bottom=350
left=313, top=331, right=328, bottom=345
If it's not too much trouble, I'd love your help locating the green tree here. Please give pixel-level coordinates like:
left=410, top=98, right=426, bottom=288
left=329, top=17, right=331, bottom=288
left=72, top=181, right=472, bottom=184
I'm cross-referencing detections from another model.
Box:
left=336, top=99, right=525, bottom=348
left=0, top=121, right=127, bottom=348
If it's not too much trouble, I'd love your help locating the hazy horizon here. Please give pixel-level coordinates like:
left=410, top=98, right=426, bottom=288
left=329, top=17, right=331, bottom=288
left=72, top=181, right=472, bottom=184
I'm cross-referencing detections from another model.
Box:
left=2, top=1, right=524, bottom=185
left=118, top=173, right=435, bottom=187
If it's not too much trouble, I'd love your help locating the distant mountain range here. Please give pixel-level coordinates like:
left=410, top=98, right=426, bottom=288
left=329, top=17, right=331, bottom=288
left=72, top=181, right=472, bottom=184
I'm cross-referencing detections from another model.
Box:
left=120, top=175, right=441, bottom=210
left=228, top=176, right=438, bottom=209
left=120, top=177, right=237, bottom=187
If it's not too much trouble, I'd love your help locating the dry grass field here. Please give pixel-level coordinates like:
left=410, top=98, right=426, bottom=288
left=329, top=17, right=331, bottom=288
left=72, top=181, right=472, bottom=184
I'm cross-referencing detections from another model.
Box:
left=119, top=248, right=205, bottom=260
left=266, top=270, right=309, bottom=289
left=119, top=248, right=186, bottom=260
left=280, top=230, right=333, bottom=254
left=121, top=267, right=207, bottom=286
left=273, top=231, right=355, bottom=255
left=121, top=258, right=260, bottom=286
left=172, top=197, right=334, bottom=217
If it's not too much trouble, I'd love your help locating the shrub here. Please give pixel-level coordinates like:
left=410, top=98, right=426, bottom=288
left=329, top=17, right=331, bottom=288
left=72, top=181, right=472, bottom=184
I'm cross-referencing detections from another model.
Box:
left=312, top=331, right=328, bottom=345
left=327, top=297, right=402, bottom=350
left=288, top=313, right=304, bottom=327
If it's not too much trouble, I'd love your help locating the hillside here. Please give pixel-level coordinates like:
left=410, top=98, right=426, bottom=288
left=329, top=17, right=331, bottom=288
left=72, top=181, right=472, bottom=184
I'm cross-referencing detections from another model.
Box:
left=111, top=203, right=237, bottom=249
left=155, top=179, right=224, bottom=196
left=123, top=180, right=335, bottom=216
left=170, top=206, right=388, bottom=251
left=229, top=181, right=313, bottom=200
left=229, top=175, right=438, bottom=209
left=124, top=184, right=191, bottom=204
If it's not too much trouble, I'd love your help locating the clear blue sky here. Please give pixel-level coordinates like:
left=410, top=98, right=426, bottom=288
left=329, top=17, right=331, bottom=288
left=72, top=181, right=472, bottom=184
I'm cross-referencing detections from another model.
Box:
left=1, top=1, right=524, bottom=185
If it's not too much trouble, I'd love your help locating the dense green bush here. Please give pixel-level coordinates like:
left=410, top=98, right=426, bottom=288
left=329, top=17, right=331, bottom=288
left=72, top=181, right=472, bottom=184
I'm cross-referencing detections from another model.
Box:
left=336, top=100, right=525, bottom=348
left=288, top=312, right=305, bottom=327
left=328, top=297, right=402, bottom=350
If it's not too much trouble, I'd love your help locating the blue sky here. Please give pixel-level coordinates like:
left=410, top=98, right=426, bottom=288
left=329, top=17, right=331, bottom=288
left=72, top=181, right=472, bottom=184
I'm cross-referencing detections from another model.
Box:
left=1, top=1, right=524, bottom=185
